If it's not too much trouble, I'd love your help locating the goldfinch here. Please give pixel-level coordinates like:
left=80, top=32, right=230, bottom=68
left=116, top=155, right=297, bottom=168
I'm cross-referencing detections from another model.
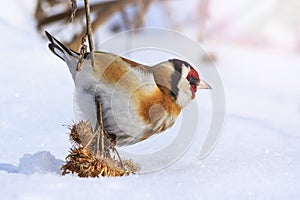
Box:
left=45, top=31, right=211, bottom=146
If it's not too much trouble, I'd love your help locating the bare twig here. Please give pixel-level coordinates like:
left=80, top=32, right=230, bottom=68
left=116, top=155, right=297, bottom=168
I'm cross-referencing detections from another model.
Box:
left=112, top=146, right=125, bottom=169
left=74, top=0, right=94, bottom=71
left=38, top=0, right=155, bottom=50
left=76, top=35, right=87, bottom=71
left=37, top=1, right=114, bottom=29
left=84, top=0, right=95, bottom=68
left=69, top=0, right=86, bottom=71
left=68, top=0, right=139, bottom=50
left=70, top=0, right=77, bottom=22
left=95, top=95, right=105, bottom=158
left=37, top=0, right=158, bottom=28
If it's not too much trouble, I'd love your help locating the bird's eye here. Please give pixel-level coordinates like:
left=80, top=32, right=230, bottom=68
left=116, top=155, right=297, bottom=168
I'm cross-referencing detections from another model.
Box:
left=187, top=76, right=199, bottom=86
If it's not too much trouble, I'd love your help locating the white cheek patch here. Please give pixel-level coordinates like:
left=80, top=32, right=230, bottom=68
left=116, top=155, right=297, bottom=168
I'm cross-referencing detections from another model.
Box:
left=181, top=64, right=190, bottom=78
left=175, top=75, right=193, bottom=107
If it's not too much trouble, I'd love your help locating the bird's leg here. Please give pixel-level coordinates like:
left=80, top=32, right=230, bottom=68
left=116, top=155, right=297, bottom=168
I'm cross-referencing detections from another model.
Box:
left=112, top=145, right=126, bottom=170
left=95, top=94, right=105, bottom=158
left=95, top=95, right=126, bottom=170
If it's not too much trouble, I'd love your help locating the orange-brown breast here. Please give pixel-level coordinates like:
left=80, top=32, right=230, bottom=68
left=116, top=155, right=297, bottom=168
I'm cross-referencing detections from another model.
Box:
left=134, top=86, right=181, bottom=140
left=141, top=88, right=181, bottom=123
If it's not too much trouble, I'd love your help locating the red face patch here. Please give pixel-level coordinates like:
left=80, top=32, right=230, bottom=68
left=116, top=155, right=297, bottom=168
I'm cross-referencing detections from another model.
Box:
left=187, top=68, right=200, bottom=99
left=187, top=68, right=200, bottom=80
left=191, top=85, right=197, bottom=99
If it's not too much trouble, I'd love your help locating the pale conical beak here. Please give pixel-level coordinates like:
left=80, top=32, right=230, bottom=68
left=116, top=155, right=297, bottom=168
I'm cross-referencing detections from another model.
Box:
left=198, top=80, right=212, bottom=89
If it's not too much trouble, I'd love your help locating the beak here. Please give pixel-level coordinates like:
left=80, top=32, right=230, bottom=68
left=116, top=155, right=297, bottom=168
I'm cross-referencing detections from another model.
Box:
left=198, top=80, right=212, bottom=89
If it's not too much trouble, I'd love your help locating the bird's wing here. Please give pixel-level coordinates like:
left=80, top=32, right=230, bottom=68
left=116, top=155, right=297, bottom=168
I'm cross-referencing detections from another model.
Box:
left=92, top=52, right=154, bottom=90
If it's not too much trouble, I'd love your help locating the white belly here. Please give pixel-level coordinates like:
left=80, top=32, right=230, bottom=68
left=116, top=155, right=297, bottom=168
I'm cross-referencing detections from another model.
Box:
left=73, top=83, right=150, bottom=146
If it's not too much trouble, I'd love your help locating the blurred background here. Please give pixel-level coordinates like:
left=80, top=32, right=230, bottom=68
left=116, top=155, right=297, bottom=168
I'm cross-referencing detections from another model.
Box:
left=0, top=0, right=300, bottom=199
left=3, top=0, right=300, bottom=50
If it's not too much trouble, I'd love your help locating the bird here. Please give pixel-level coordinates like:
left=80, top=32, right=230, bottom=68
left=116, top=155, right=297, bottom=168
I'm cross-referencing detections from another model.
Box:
left=45, top=31, right=211, bottom=147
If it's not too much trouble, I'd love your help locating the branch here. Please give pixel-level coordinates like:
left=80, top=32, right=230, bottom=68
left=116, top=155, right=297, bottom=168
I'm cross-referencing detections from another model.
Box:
left=70, top=0, right=77, bottom=22
left=68, top=0, right=138, bottom=50
left=37, top=1, right=114, bottom=29
left=95, top=95, right=105, bottom=158
left=84, top=0, right=95, bottom=68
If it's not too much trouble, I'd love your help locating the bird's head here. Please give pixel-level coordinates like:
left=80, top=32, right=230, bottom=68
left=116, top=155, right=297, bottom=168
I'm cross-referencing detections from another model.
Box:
left=165, top=59, right=211, bottom=107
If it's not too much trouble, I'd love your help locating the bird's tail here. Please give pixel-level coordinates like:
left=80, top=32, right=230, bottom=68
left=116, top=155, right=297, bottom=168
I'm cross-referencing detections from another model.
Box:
left=45, top=31, right=79, bottom=61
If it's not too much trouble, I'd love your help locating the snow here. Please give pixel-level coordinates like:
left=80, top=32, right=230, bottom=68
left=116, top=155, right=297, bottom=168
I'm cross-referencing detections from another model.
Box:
left=1, top=0, right=300, bottom=199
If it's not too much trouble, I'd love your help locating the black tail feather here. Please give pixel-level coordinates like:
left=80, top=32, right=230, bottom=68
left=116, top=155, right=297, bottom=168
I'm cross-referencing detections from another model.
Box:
left=45, top=31, right=79, bottom=59
left=48, top=43, right=65, bottom=61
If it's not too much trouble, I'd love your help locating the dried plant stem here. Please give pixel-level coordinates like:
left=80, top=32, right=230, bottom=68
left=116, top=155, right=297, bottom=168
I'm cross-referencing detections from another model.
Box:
left=100, top=130, right=105, bottom=159
left=68, top=0, right=139, bottom=50
left=84, top=0, right=95, bottom=68
left=84, top=128, right=97, bottom=149
left=112, top=146, right=125, bottom=169
left=76, top=35, right=87, bottom=71
left=95, top=95, right=105, bottom=158
left=70, top=0, right=77, bottom=22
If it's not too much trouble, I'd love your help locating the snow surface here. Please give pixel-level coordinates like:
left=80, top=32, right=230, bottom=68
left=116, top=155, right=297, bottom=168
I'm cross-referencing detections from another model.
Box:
left=0, top=1, right=300, bottom=199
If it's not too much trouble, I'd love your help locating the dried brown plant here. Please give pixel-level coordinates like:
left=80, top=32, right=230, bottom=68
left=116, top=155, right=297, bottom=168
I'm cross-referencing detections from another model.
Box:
left=62, top=121, right=139, bottom=177
left=62, top=147, right=138, bottom=177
